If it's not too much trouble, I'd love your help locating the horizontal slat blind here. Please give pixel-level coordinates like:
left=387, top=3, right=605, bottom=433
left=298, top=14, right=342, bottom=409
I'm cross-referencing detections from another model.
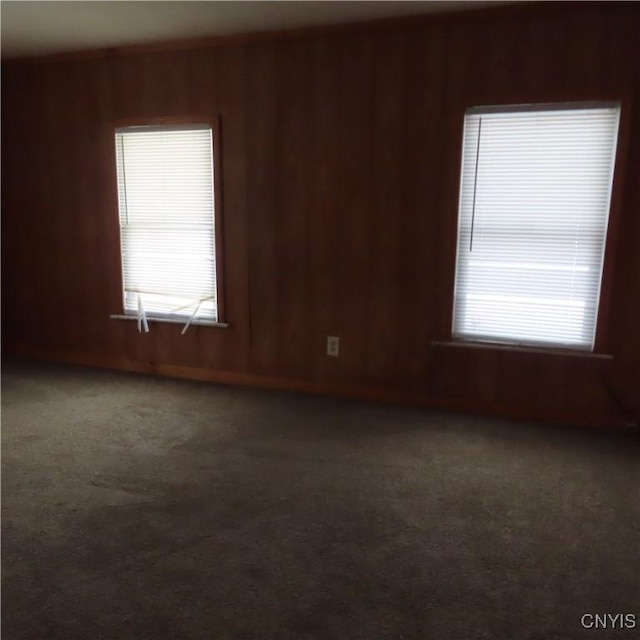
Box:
left=453, top=105, right=619, bottom=350
left=115, top=125, right=217, bottom=320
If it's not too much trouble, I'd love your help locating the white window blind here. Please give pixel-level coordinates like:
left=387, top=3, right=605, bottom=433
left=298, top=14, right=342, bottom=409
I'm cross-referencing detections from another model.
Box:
left=452, top=104, right=620, bottom=351
left=115, top=125, right=218, bottom=323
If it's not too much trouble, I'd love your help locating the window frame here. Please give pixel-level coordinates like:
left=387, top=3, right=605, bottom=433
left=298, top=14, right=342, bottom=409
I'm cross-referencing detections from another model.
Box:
left=441, top=93, right=631, bottom=356
left=110, top=115, right=227, bottom=328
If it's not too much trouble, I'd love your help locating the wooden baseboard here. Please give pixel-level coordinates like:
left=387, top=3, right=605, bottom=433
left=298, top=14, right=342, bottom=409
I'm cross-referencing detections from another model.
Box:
left=2, top=343, right=628, bottom=430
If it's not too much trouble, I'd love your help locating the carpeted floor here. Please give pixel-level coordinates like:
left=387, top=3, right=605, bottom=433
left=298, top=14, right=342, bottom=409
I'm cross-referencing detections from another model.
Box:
left=2, top=358, right=638, bottom=639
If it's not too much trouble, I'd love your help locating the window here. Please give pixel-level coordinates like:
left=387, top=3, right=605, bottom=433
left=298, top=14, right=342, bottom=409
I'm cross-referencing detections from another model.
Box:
left=114, top=123, right=220, bottom=331
left=452, top=103, right=620, bottom=351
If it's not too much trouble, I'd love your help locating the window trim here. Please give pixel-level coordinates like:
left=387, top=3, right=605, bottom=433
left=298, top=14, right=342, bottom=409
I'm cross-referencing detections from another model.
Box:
left=109, top=313, right=229, bottom=329
left=110, top=115, right=227, bottom=327
left=452, top=102, right=620, bottom=351
left=441, top=92, right=632, bottom=356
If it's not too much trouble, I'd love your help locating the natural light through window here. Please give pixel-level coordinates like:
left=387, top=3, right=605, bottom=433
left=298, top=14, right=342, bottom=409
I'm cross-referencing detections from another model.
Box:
left=115, top=124, right=218, bottom=325
left=452, top=103, right=620, bottom=350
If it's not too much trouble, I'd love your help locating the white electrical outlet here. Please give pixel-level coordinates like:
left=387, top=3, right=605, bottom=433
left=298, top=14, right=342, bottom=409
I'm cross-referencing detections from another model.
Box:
left=327, top=336, right=340, bottom=357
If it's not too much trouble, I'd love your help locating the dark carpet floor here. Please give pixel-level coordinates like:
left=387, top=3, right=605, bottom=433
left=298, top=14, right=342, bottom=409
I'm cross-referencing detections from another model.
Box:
left=2, top=359, right=639, bottom=639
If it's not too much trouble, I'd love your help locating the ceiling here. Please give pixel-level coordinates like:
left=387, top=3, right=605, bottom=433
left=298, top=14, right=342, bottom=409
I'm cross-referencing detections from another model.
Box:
left=1, top=0, right=521, bottom=59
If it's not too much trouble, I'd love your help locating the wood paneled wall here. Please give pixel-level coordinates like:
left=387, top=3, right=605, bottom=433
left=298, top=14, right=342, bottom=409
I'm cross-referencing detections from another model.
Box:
left=3, top=2, right=639, bottom=427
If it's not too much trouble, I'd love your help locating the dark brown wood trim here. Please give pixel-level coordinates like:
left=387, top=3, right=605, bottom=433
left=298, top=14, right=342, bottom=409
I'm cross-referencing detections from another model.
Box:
left=3, top=343, right=628, bottom=430
left=211, top=114, right=227, bottom=324
left=112, top=115, right=216, bottom=128
left=106, top=119, right=126, bottom=316
left=452, top=89, right=628, bottom=111
left=438, top=100, right=467, bottom=341
left=594, top=95, right=633, bottom=353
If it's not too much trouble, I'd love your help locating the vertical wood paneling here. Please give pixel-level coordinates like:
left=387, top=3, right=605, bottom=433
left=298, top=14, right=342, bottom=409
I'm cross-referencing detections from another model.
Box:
left=1, top=70, right=26, bottom=340
left=309, top=35, right=341, bottom=383
left=245, top=42, right=279, bottom=375
left=186, top=48, right=219, bottom=115
left=366, top=29, right=406, bottom=385
left=274, top=38, right=316, bottom=379
left=212, top=45, right=250, bottom=373
left=41, top=63, right=73, bottom=349
left=481, top=14, right=525, bottom=96
left=2, top=3, right=639, bottom=424
left=67, top=59, right=105, bottom=353
left=606, top=5, right=640, bottom=414
left=333, top=33, right=374, bottom=384
left=398, top=27, right=448, bottom=389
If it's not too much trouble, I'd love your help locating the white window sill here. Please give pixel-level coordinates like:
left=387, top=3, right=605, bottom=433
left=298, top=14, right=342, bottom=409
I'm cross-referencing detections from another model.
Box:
left=109, top=314, right=229, bottom=329
left=432, top=339, right=612, bottom=360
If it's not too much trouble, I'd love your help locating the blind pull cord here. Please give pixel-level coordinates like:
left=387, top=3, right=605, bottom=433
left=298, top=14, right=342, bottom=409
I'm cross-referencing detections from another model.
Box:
left=137, top=294, right=150, bottom=333
left=181, top=301, right=202, bottom=335
left=469, top=117, right=483, bottom=253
